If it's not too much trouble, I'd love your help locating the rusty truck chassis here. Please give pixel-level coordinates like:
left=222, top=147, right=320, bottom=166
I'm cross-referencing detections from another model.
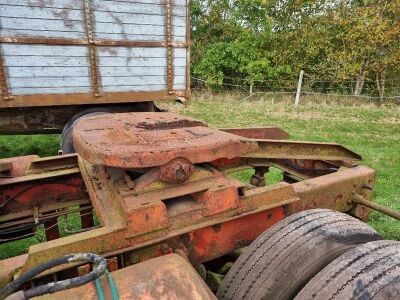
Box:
left=0, top=112, right=380, bottom=292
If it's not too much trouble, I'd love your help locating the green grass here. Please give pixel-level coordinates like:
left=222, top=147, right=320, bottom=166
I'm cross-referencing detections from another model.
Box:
left=0, top=134, right=60, bottom=158
left=0, top=94, right=399, bottom=259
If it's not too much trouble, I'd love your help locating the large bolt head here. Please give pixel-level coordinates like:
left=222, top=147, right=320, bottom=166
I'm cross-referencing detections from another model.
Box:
left=160, top=158, right=194, bottom=183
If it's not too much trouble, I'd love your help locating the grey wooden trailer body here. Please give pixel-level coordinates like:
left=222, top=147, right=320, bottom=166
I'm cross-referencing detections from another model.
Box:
left=0, top=0, right=189, bottom=109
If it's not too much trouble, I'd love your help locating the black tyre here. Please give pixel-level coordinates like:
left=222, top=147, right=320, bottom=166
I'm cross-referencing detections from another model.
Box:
left=217, top=209, right=382, bottom=300
left=60, top=110, right=112, bottom=154
left=295, top=240, right=400, bottom=300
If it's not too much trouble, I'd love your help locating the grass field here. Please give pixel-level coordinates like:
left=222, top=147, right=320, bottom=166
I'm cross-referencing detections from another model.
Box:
left=1, top=94, right=399, bottom=258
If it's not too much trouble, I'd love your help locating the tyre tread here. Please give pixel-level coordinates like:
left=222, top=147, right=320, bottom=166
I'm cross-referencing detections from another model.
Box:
left=217, top=209, right=381, bottom=300
left=296, top=240, right=400, bottom=300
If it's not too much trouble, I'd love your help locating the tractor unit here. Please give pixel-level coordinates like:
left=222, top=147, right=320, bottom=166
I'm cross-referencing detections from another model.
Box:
left=0, top=0, right=399, bottom=299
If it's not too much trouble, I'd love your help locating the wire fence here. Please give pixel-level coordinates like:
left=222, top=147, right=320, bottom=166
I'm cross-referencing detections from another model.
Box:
left=191, top=76, right=400, bottom=102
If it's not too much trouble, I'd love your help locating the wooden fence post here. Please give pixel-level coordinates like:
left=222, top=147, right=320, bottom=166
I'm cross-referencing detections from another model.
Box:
left=295, top=70, right=304, bottom=106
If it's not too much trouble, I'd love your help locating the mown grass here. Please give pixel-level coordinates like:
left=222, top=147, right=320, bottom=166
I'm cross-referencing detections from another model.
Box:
left=0, top=93, right=399, bottom=259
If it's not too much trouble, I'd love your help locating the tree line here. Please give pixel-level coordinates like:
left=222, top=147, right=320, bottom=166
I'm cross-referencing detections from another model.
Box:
left=190, top=0, right=400, bottom=99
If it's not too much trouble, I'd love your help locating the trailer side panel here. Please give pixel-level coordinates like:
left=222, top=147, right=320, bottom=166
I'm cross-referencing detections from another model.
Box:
left=0, top=0, right=190, bottom=108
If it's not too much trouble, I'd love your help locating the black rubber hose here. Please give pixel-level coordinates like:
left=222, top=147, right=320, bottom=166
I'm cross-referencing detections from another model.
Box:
left=0, top=253, right=107, bottom=300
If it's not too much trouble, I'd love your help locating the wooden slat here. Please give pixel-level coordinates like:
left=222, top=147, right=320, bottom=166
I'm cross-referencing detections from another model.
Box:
left=6, top=75, right=185, bottom=87
left=0, top=18, right=186, bottom=40
left=7, top=66, right=186, bottom=77
left=92, top=0, right=186, bottom=16
left=93, top=11, right=186, bottom=26
left=96, top=46, right=187, bottom=57
left=1, top=17, right=85, bottom=33
left=0, top=0, right=187, bottom=8
left=4, top=56, right=187, bottom=67
left=0, top=5, right=186, bottom=23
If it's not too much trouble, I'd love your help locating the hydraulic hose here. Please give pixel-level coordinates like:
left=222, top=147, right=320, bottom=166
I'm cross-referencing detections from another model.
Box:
left=0, top=253, right=107, bottom=300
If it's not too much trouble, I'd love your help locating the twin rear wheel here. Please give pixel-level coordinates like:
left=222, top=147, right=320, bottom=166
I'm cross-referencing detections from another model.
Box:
left=296, top=240, right=400, bottom=300
left=217, top=209, right=399, bottom=300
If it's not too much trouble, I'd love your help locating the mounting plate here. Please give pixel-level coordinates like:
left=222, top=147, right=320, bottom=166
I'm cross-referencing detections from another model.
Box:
left=73, top=112, right=257, bottom=168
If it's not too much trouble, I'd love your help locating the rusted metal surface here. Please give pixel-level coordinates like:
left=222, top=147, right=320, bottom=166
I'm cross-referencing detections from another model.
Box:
left=0, top=162, right=12, bottom=173
left=0, top=161, right=375, bottom=288
left=270, top=159, right=339, bottom=178
left=0, top=113, right=379, bottom=293
left=0, top=154, right=88, bottom=244
left=0, top=199, right=89, bottom=225
left=88, top=44, right=100, bottom=97
left=80, top=203, right=95, bottom=230
left=1, top=91, right=186, bottom=109
left=27, top=154, right=78, bottom=174
left=288, top=166, right=375, bottom=216
left=245, top=139, right=362, bottom=161
left=0, top=50, right=12, bottom=100
left=212, top=143, right=361, bottom=176
left=352, top=193, right=400, bottom=220
left=43, top=218, right=60, bottom=241
left=125, top=166, right=234, bottom=203
left=5, top=160, right=374, bottom=279
left=0, top=36, right=188, bottom=48
left=221, top=127, right=290, bottom=140
left=0, top=102, right=155, bottom=135
left=160, top=158, right=194, bottom=183
left=250, top=167, right=269, bottom=187
left=166, top=0, right=174, bottom=94
left=37, top=254, right=216, bottom=300
left=83, top=0, right=100, bottom=97
left=0, top=254, right=28, bottom=288
left=0, top=106, right=78, bottom=134
left=0, top=168, right=80, bottom=186
left=10, top=157, right=292, bottom=274
left=247, top=159, right=342, bottom=181
left=73, top=113, right=257, bottom=168
left=0, top=175, right=86, bottom=218
left=0, top=155, right=38, bottom=178
left=184, top=208, right=285, bottom=264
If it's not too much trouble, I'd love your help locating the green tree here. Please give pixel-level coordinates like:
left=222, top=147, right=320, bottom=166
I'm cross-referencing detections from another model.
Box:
left=190, top=0, right=400, bottom=98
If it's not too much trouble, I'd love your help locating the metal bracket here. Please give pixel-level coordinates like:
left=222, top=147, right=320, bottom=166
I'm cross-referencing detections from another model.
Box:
left=352, top=193, right=400, bottom=220
left=84, top=0, right=101, bottom=97
left=166, top=0, right=174, bottom=94
left=0, top=50, right=14, bottom=101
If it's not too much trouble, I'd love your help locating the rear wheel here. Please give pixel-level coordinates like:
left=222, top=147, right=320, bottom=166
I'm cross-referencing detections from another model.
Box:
left=295, top=240, right=400, bottom=300
left=217, top=209, right=381, bottom=300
